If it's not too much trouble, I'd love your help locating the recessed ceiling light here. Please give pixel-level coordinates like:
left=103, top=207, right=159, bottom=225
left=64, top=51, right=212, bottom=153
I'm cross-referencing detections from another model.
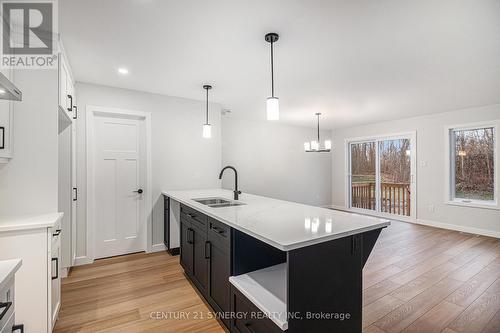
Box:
left=118, top=67, right=129, bottom=75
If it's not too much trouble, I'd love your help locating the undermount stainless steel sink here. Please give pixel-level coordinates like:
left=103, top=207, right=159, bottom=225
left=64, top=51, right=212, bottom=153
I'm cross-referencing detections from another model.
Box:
left=193, top=197, right=246, bottom=208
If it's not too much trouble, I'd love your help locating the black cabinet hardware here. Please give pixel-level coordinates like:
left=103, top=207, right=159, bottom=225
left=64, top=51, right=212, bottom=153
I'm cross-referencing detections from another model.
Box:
left=212, top=226, right=224, bottom=234
left=67, top=95, right=73, bottom=112
left=187, top=228, right=194, bottom=244
left=0, top=126, right=4, bottom=149
left=12, top=324, right=24, bottom=332
left=133, top=189, right=143, bottom=194
left=205, top=241, right=211, bottom=259
left=244, top=323, right=256, bottom=333
left=0, top=301, right=12, bottom=320
left=51, top=258, right=59, bottom=280
left=72, top=105, right=78, bottom=119
left=73, top=187, right=78, bottom=201
left=52, top=229, right=61, bottom=237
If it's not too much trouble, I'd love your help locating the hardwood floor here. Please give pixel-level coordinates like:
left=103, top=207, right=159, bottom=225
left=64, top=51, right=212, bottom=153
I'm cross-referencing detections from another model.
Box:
left=54, top=221, right=500, bottom=332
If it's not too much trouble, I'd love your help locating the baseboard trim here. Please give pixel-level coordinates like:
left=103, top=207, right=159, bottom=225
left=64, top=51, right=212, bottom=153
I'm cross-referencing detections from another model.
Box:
left=151, top=243, right=166, bottom=253
left=74, top=256, right=94, bottom=266
left=327, top=204, right=500, bottom=239
left=415, top=219, right=500, bottom=239
left=168, top=247, right=180, bottom=256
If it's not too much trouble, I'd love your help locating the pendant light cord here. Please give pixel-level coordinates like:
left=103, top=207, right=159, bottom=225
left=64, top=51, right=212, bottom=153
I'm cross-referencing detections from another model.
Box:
left=317, top=113, right=320, bottom=142
left=205, top=87, right=209, bottom=124
left=270, top=40, right=274, bottom=97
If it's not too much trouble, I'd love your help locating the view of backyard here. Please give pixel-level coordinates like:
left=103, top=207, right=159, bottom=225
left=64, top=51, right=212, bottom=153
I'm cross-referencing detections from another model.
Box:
left=350, top=139, right=411, bottom=216
left=453, top=127, right=495, bottom=201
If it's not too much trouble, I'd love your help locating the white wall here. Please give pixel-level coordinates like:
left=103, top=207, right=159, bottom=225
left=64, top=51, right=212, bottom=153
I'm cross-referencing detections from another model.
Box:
left=0, top=70, right=59, bottom=216
left=221, top=117, right=332, bottom=206
left=75, top=83, right=222, bottom=260
left=332, top=104, right=500, bottom=235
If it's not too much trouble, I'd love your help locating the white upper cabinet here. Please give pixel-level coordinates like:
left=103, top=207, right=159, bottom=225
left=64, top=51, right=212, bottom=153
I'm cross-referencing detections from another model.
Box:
left=58, top=48, right=76, bottom=124
left=0, top=68, right=14, bottom=163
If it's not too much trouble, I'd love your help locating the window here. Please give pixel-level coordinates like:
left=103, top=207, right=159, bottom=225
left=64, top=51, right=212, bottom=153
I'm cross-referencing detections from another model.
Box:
left=446, top=123, right=498, bottom=208
left=347, top=133, right=415, bottom=218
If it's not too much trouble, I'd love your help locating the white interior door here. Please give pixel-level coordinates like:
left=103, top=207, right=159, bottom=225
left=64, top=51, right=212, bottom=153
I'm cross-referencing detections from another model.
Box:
left=93, top=114, right=146, bottom=259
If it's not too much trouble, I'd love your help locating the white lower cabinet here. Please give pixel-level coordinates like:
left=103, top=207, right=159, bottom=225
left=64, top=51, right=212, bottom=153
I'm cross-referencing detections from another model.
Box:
left=0, top=214, right=63, bottom=333
left=0, top=69, right=14, bottom=164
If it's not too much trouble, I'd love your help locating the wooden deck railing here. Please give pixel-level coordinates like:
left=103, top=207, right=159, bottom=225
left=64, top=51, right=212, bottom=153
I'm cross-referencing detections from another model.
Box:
left=351, top=182, right=411, bottom=216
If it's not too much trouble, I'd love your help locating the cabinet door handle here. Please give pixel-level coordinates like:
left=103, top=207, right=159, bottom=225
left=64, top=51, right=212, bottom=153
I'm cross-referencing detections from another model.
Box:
left=187, top=228, right=194, bottom=244
left=12, top=324, right=24, bottom=333
left=73, top=187, right=78, bottom=201
left=0, top=302, right=12, bottom=321
left=72, top=105, right=78, bottom=119
left=67, top=95, right=73, bottom=112
left=205, top=241, right=211, bottom=259
left=244, top=322, right=256, bottom=333
left=0, top=126, right=4, bottom=150
left=52, top=229, right=61, bottom=237
left=52, top=258, right=59, bottom=280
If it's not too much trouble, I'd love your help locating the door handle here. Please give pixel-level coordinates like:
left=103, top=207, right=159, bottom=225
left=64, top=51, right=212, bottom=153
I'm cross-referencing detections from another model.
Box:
left=133, top=189, right=143, bottom=194
left=0, top=302, right=12, bottom=321
left=52, top=258, right=59, bottom=280
left=67, top=94, right=73, bottom=112
left=12, top=324, right=24, bottom=333
left=52, top=229, right=61, bottom=237
left=205, top=241, right=211, bottom=259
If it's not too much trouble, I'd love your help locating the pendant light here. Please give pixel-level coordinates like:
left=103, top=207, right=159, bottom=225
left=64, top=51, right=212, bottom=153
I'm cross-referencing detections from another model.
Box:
left=304, top=113, right=332, bottom=152
left=265, top=32, right=279, bottom=120
left=202, top=84, right=212, bottom=138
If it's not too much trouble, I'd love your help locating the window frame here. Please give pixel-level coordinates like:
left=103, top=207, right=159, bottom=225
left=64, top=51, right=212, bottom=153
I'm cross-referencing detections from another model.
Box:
left=444, top=121, right=499, bottom=210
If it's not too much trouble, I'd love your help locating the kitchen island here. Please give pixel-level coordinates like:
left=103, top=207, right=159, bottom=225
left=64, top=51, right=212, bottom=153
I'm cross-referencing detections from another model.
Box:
left=162, top=189, right=390, bottom=333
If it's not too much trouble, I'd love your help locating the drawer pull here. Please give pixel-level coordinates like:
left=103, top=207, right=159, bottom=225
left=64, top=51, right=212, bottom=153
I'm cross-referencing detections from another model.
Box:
left=212, top=226, right=225, bottom=234
left=0, top=302, right=12, bottom=321
left=52, top=258, right=59, bottom=280
left=12, top=324, right=24, bottom=333
left=53, top=229, right=61, bottom=237
left=244, top=322, right=256, bottom=333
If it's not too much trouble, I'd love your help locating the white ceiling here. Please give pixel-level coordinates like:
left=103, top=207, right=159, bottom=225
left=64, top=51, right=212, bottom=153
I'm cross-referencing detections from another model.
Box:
left=60, top=0, right=500, bottom=129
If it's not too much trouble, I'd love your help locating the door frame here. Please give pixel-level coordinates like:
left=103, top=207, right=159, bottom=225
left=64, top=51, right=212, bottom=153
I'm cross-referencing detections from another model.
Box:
left=344, top=131, right=417, bottom=221
left=86, top=106, right=153, bottom=261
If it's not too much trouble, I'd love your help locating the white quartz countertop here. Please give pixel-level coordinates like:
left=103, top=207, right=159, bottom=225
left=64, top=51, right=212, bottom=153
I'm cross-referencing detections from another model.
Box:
left=0, top=259, right=22, bottom=291
left=162, top=189, right=390, bottom=251
left=0, top=212, right=63, bottom=233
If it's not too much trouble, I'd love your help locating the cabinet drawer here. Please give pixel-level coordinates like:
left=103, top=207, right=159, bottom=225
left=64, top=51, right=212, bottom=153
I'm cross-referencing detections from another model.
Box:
left=231, top=287, right=283, bottom=333
left=0, top=279, right=14, bottom=332
left=208, top=218, right=230, bottom=249
left=181, top=205, right=207, bottom=230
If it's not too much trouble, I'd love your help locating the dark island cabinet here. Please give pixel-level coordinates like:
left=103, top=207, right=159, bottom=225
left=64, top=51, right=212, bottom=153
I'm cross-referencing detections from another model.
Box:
left=180, top=219, right=194, bottom=274
left=179, top=205, right=232, bottom=329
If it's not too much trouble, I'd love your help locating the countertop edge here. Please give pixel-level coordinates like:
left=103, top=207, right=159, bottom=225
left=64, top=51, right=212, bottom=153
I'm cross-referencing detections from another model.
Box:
left=0, top=212, right=64, bottom=233
left=163, top=190, right=390, bottom=251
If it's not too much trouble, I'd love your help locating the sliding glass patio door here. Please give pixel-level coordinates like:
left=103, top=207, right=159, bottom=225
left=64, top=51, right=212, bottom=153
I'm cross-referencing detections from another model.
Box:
left=348, top=134, right=415, bottom=218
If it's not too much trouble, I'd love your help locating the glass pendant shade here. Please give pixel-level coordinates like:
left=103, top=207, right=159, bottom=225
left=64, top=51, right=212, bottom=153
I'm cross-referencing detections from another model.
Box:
left=202, top=124, right=212, bottom=139
left=266, top=97, right=279, bottom=120
left=304, top=142, right=311, bottom=151
left=324, top=140, right=332, bottom=150
left=311, top=140, right=319, bottom=151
